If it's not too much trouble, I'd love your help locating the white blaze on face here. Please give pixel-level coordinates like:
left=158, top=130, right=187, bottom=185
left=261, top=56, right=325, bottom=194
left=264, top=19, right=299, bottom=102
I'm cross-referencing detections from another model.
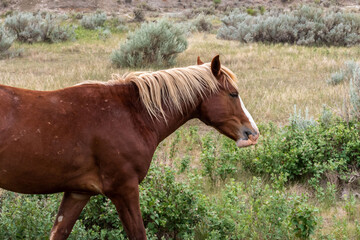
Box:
left=239, top=96, right=259, bottom=134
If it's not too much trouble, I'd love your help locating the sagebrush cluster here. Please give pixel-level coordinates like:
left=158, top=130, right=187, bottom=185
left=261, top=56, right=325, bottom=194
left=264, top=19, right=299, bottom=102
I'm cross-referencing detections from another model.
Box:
left=80, top=11, right=107, bottom=30
left=5, top=12, right=74, bottom=43
left=218, top=6, right=360, bottom=46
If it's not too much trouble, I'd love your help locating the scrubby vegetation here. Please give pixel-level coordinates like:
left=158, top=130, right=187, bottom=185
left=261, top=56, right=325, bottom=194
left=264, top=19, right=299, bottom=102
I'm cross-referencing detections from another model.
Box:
left=5, top=12, right=74, bottom=43
left=327, top=61, right=358, bottom=85
left=80, top=11, right=107, bottom=30
left=111, top=19, right=187, bottom=68
left=0, top=162, right=320, bottom=239
left=192, top=14, right=213, bottom=33
left=350, top=66, right=360, bottom=120
left=240, top=110, right=360, bottom=193
left=218, top=6, right=360, bottom=46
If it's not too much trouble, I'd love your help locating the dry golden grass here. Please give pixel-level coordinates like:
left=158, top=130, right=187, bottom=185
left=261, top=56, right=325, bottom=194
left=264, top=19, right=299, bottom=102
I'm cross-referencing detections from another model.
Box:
left=1, top=33, right=358, bottom=124
left=316, top=203, right=360, bottom=239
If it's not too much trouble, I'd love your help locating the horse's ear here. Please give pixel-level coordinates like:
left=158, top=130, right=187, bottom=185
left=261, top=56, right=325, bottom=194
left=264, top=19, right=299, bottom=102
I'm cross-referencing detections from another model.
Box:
left=197, top=56, right=204, bottom=65
left=211, top=55, right=221, bottom=77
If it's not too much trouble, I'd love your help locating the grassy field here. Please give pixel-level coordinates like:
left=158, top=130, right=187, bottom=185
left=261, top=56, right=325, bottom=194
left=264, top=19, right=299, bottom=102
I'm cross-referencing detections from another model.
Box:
left=1, top=26, right=360, bottom=239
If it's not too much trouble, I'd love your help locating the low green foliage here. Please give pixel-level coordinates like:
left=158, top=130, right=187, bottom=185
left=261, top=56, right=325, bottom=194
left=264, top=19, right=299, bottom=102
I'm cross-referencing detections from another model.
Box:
left=290, top=196, right=318, bottom=239
left=197, top=178, right=318, bottom=239
left=140, top=164, right=207, bottom=239
left=240, top=110, right=360, bottom=189
left=201, top=133, right=239, bottom=185
left=111, top=19, right=187, bottom=68
left=0, top=193, right=60, bottom=239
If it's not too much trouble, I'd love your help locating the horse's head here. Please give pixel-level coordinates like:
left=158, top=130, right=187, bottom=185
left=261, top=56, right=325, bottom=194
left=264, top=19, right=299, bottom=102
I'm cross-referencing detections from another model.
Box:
left=197, top=55, right=259, bottom=148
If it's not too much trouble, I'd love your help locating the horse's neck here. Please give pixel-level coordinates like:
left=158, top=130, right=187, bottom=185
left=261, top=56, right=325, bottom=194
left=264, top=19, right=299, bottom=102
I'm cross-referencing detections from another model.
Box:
left=117, top=82, right=200, bottom=145
left=152, top=108, right=198, bottom=143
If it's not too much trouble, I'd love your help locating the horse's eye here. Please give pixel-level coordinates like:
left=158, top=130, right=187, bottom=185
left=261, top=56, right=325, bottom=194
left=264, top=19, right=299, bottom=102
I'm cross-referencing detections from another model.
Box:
left=229, top=92, right=238, bottom=98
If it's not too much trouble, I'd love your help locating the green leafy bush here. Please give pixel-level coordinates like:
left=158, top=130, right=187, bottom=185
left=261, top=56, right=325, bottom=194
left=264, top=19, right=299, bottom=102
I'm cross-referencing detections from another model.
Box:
left=290, top=196, right=318, bottom=239
left=111, top=19, right=187, bottom=68
left=218, top=6, right=360, bottom=46
left=201, top=133, right=239, bottom=185
left=0, top=193, right=60, bottom=239
left=240, top=110, right=360, bottom=188
left=140, top=164, right=207, bottom=239
left=80, top=11, right=107, bottom=30
left=5, top=12, right=74, bottom=43
left=197, top=178, right=318, bottom=239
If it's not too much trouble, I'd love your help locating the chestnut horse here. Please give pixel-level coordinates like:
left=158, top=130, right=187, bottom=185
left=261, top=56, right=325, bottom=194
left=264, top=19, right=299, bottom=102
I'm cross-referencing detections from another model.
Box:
left=0, top=55, right=259, bottom=239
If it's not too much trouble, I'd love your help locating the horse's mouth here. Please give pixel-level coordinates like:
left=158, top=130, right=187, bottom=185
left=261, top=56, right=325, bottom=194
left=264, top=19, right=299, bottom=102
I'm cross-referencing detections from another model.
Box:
left=236, top=134, right=259, bottom=148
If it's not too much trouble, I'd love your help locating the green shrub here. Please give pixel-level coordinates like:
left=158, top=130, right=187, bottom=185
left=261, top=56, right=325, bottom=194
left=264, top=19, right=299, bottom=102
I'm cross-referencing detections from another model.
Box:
left=111, top=19, right=187, bottom=68
left=240, top=110, right=360, bottom=188
left=198, top=178, right=318, bottom=239
left=5, top=12, right=74, bottom=43
left=290, top=196, right=318, bottom=239
left=201, top=133, right=239, bottom=185
left=218, top=6, right=360, bottom=46
left=140, top=164, right=207, bottom=239
left=0, top=193, right=60, bottom=239
left=80, top=11, right=107, bottom=30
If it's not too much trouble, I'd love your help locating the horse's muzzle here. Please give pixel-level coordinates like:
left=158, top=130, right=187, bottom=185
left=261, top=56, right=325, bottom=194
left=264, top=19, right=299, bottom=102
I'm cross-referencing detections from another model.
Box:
left=236, top=133, right=259, bottom=148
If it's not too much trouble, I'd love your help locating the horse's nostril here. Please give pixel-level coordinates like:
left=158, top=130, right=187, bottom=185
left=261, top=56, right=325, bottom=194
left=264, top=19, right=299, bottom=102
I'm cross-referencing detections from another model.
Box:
left=243, top=130, right=252, bottom=139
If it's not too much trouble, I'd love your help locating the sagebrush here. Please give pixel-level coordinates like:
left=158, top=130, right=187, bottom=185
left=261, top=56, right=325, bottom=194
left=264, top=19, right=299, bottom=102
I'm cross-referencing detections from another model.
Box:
left=0, top=25, right=15, bottom=56
left=80, top=11, right=107, bottom=30
left=111, top=19, right=187, bottom=68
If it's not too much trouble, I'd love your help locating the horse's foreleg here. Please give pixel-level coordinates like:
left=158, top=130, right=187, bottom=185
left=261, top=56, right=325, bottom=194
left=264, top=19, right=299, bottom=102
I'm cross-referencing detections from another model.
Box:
left=108, top=183, right=146, bottom=240
left=50, top=192, right=91, bottom=240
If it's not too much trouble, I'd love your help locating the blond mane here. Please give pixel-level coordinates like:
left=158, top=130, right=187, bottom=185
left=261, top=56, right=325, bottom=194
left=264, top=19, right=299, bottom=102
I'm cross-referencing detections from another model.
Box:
left=109, top=63, right=238, bottom=120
